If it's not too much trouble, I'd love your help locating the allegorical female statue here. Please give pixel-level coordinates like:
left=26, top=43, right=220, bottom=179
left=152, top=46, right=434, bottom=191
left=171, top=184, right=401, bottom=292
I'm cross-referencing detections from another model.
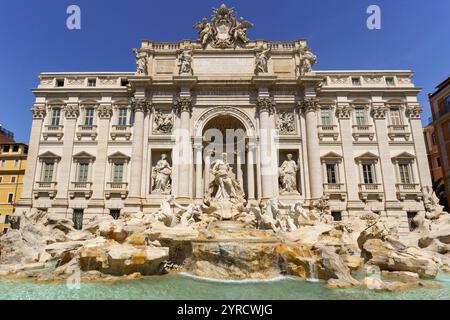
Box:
left=208, top=153, right=244, bottom=201
left=279, top=154, right=299, bottom=193
left=152, top=154, right=172, bottom=194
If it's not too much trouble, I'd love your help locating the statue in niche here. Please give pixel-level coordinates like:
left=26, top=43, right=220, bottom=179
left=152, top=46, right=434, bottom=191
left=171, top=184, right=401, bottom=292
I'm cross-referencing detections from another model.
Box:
left=279, top=154, right=299, bottom=194
left=133, top=48, right=148, bottom=75
left=153, top=110, right=173, bottom=134
left=152, top=154, right=172, bottom=194
left=178, top=48, right=193, bottom=75
left=255, top=46, right=270, bottom=75
left=276, top=112, right=295, bottom=134
left=208, top=153, right=244, bottom=201
left=298, top=47, right=317, bottom=76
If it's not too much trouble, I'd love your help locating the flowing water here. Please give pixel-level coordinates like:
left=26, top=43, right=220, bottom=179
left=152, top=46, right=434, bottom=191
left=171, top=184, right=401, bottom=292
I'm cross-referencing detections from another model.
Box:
left=0, top=273, right=449, bottom=300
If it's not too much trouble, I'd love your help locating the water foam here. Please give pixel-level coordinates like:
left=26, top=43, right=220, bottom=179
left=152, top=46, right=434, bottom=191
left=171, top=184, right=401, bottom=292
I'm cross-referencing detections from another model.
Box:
left=178, top=272, right=296, bottom=284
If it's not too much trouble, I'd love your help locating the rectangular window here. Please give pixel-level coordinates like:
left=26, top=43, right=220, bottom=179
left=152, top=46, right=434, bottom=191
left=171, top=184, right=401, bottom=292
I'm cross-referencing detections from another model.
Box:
left=1, top=160, right=5, bottom=167
left=42, top=162, right=54, bottom=182
left=389, top=108, right=402, bottom=125
left=78, top=163, right=90, bottom=182
left=87, top=79, right=97, bottom=87
left=7, top=193, right=14, bottom=204
left=56, top=79, right=65, bottom=87
left=399, top=163, right=412, bottom=184
left=362, top=164, right=375, bottom=184
left=118, top=108, right=128, bottom=126
left=331, top=211, right=342, bottom=222
left=11, top=176, right=16, bottom=183
left=120, top=79, right=129, bottom=87
left=2, top=146, right=9, bottom=152
left=12, top=145, right=19, bottom=152
left=84, top=108, right=95, bottom=126
left=14, top=160, right=19, bottom=167
left=326, top=164, right=337, bottom=184
left=51, top=108, right=61, bottom=126
left=352, top=77, right=361, bottom=86
left=113, top=163, right=124, bottom=182
left=321, top=108, right=332, bottom=125
left=354, top=108, right=367, bottom=126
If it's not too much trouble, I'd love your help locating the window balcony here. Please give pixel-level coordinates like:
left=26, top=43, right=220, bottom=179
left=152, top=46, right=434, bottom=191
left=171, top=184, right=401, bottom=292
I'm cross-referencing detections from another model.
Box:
left=111, top=125, right=132, bottom=141
left=105, top=182, right=128, bottom=199
left=323, top=183, right=346, bottom=200
left=69, top=181, right=93, bottom=199
left=33, top=181, right=57, bottom=199
left=42, top=125, right=64, bottom=141
left=352, top=125, right=375, bottom=141
left=317, top=125, right=339, bottom=141
left=388, top=125, right=410, bottom=141
left=358, top=183, right=384, bottom=201
left=396, top=183, right=422, bottom=201
left=76, top=125, right=98, bottom=141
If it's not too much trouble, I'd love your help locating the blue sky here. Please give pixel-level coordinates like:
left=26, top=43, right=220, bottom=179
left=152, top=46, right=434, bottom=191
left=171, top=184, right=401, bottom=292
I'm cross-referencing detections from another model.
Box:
left=0, top=0, right=448, bottom=143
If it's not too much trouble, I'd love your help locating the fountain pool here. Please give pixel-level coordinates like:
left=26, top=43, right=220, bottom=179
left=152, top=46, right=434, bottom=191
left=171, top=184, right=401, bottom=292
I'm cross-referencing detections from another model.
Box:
left=0, top=273, right=449, bottom=300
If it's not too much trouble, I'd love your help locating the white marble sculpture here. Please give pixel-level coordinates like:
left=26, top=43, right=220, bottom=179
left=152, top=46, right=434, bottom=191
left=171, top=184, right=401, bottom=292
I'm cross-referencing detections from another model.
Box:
left=153, top=110, right=173, bottom=134
left=276, top=112, right=295, bottom=134
left=133, top=48, right=148, bottom=75
left=152, top=154, right=172, bottom=194
left=173, top=201, right=201, bottom=227
left=178, top=48, right=193, bottom=75
left=279, top=154, right=299, bottom=194
left=209, top=153, right=242, bottom=201
left=298, top=47, right=317, bottom=76
left=255, top=47, right=270, bottom=75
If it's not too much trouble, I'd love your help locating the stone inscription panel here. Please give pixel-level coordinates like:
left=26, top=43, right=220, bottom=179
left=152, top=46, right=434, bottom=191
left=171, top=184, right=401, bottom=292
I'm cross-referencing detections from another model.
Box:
left=193, top=56, right=254, bottom=74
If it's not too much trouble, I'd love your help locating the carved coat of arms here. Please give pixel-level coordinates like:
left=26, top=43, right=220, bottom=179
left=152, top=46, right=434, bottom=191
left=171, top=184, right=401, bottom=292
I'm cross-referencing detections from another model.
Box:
left=194, top=4, right=253, bottom=49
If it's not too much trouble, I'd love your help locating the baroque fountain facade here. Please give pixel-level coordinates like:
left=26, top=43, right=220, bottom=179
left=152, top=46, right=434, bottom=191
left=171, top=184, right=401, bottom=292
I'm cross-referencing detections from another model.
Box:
left=1, top=5, right=450, bottom=292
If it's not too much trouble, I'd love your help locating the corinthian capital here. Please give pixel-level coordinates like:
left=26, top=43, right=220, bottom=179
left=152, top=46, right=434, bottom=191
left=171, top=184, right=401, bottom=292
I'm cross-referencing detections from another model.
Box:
left=98, top=104, right=113, bottom=119
left=370, top=103, right=388, bottom=119
left=131, top=98, right=152, bottom=113
left=31, top=104, right=46, bottom=119
left=336, top=103, right=352, bottom=119
left=174, top=97, right=193, bottom=114
left=256, top=97, right=276, bottom=114
left=406, top=103, right=422, bottom=119
left=64, top=104, right=80, bottom=119
left=298, top=98, right=319, bottom=113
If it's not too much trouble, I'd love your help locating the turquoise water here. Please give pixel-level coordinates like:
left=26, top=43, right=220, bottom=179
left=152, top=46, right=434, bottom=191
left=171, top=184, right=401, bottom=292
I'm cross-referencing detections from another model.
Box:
left=0, top=273, right=449, bottom=300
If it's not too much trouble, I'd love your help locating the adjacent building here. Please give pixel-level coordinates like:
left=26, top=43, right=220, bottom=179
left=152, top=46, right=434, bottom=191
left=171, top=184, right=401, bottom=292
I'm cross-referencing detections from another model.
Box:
left=0, top=142, right=28, bottom=231
left=16, top=5, right=434, bottom=237
left=428, top=77, right=450, bottom=207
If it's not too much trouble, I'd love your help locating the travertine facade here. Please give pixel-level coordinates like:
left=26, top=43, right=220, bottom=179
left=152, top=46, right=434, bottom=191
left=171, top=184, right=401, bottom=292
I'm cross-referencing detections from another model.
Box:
left=17, top=5, right=433, bottom=236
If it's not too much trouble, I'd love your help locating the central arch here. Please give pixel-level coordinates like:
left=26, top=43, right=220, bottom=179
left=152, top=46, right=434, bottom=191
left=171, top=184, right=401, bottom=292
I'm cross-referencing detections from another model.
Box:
left=193, top=107, right=257, bottom=201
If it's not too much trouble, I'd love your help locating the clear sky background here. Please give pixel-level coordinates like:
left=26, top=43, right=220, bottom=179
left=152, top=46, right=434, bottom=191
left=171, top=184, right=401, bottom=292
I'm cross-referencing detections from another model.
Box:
left=0, top=0, right=448, bottom=143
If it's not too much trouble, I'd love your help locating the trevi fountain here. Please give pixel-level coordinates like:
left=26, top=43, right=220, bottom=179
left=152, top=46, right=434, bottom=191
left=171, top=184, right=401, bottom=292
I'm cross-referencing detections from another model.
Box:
left=1, top=4, right=450, bottom=300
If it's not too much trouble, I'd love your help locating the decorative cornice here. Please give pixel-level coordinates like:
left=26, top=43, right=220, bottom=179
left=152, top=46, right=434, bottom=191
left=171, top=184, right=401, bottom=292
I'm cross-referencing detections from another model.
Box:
left=256, top=97, right=276, bottom=114
left=174, top=97, right=193, bottom=114
left=336, top=103, right=352, bottom=119
left=370, top=103, right=388, bottom=119
left=406, top=103, right=422, bottom=119
left=131, top=98, right=152, bottom=113
left=31, top=104, right=46, bottom=119
left=63, top=104, right=80, bottom=119
left=298, top=98, right=319, bottom=114
left=98, top=104, right=113, bottom=119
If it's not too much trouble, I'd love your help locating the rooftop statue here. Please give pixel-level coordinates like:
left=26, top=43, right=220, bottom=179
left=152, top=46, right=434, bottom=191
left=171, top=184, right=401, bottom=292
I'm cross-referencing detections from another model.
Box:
left=194, top=4, right=253, bottom=49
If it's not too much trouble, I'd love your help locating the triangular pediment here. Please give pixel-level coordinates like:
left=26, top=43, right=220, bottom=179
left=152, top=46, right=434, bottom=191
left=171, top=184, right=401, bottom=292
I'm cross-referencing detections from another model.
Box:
left=355, top=152, right=379, bottom=161
left=38, top=151, right=61, bottom=160
left=321, top=152, right=342, bottom=162
left=73, top=151, right=95, bottom=159
left=108, top=151, right=130, bottom=160
left=392, top=152, right=415, bottom=160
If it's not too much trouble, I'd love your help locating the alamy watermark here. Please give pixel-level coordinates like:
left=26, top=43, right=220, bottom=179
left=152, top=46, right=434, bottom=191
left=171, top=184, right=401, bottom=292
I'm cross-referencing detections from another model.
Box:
left=367, top=5, right=381, bottom=30
left=66, top=5, right=81, bottom=30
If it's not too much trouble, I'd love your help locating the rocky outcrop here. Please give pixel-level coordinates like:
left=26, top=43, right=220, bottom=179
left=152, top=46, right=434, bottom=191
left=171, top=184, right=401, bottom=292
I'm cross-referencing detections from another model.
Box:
left=362, top=239, right=439, bottom=278
left=275, top=244, right=316, bottom=278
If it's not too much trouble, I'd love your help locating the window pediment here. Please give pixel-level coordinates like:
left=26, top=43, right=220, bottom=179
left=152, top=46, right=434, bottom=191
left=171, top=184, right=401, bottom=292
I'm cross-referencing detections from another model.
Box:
left=38, top=151, right=61, bottom=160
left=73, top=151, right=96, bottom=161
left=321, top=152, right=342, bottom=162
left=355, top=152, right=379, bottom=162
left=108, top=152, right=130, bottom=161
left=392, top=152, right=415, bottom=161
